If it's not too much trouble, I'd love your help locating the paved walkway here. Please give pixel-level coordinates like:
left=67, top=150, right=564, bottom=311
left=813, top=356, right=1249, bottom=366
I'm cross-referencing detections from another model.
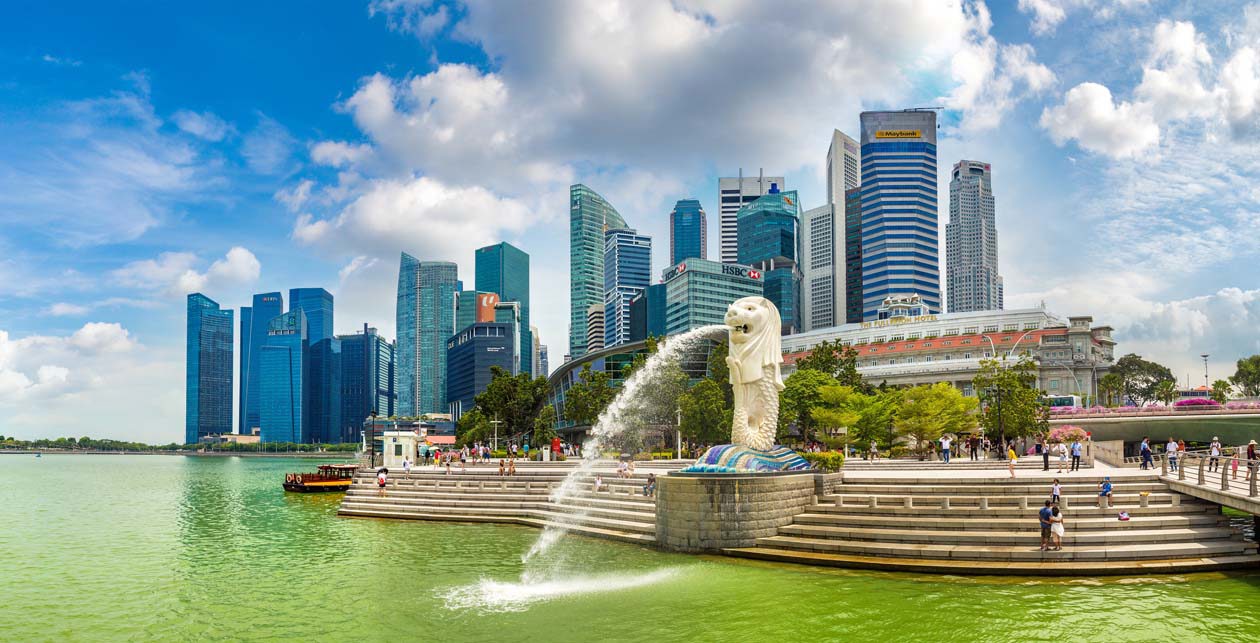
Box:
left=843, top=457, right=1152, bottom=481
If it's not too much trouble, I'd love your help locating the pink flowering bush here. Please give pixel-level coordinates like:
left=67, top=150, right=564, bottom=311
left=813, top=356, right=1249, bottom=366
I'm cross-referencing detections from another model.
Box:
left=1048, top=425, right=1089, bottom=443
left=1225, top=401, right=1260, bottom=410
left=1173, top=398, right=1221, bottom=408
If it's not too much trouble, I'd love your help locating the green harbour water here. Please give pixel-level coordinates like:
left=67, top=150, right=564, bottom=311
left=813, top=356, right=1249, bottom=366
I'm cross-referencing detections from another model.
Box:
left=4, top=455, right=1260, bottom=642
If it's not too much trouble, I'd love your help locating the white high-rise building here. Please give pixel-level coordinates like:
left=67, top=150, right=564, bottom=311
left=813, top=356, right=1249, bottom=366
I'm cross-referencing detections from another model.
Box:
left=529, top=325, right=541, bottom=375
left=718, top=170, right=784, bottom=263
left=826, top=130, right=860, bottom=205
left=946, top=160, right=1003, bottom=313
left=800, top=131, right=861, bottom=332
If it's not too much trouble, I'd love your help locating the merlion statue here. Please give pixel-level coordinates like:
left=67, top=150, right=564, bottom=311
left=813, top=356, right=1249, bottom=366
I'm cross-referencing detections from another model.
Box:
left=680, top=296, right=811, bottom=473
left=724, top=296, right=785, bottom=452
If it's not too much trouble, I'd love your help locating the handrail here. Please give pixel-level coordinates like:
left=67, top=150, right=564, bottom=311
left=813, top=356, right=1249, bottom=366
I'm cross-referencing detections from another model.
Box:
left=1161, top=452, right=1259, bottom=498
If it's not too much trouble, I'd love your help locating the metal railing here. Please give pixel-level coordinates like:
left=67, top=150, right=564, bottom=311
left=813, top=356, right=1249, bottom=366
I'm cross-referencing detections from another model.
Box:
left=1160, top=452, right=1259, bottom=498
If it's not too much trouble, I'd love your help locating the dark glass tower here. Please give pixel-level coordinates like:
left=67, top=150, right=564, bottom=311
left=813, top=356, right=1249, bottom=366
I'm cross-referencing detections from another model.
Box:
left=289, top=287, right=338, bottom=442
left=475, top=242, right=531, bottom=376
left=669, top=198, right=706, bottom=265
left=736, top=185, right=801, bottom=334
left=186, top=293, right=233, bottom=444
left=445, top=322, right=515, bottom=420
left=338, top=324, right=395, bottom=444
left=260, top=310, right=307, bottom=443
left=238, top=292, right=282, bottom=435
left=844, top=187, right=864, bottom=324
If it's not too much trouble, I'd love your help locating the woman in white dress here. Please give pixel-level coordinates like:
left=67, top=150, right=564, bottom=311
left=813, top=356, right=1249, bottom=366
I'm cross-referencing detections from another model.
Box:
left=1056, top=442, right=1069, bottom=473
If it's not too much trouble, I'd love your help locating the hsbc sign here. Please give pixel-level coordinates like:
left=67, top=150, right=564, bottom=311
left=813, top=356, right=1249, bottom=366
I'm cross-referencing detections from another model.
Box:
left=722, top=265, right=761, bottom=280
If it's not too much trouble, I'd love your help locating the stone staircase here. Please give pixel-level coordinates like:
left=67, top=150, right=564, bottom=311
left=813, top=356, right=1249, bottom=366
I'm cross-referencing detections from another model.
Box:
left=842, top=457, right=1091, bottom=471
left=338, top=464, right=681, bottom=545
left=725, top=473, right=1260, bottom=575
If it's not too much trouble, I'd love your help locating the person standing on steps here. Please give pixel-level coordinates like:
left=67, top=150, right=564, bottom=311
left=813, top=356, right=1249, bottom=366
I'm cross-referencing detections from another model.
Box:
left=1166, top=437, right=1179, bottom=473
left=1209, top=437, right=1222, bottom=472
left=1049, top=506, right=1065, bottom=551
left=376, top=468, right=388, bottom=497
left=1070, top=439, right=1083, bottom=472
left=1050, top=478, right=1061, bottom=505
left=1041, top=434, right=1050, bottom=471
left=939, top=434, right=952, bottom=464
left=1057, top=441, right=1068, bottom=474
left=1140, top=437, right=1153, bottom=470
left=1009, top=445, right=1019, bottom=478
left=1039, top=500, right=1054, bottom=551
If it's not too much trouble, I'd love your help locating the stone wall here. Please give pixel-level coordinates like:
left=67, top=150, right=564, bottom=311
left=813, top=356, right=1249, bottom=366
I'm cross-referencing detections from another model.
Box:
left=656, top=472, right=819, bottom=553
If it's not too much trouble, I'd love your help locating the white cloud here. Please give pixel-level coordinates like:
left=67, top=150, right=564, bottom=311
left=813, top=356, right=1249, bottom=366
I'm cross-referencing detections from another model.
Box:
left=41, top=53, right=82, bottom=67
left=69, top=322, right=135, bottom=353
left=47, top=303, right=90, bottom=316
left=0, top=322, right=140, bottom=403
left=338, top=255, right=378, bottom=282
left=275, top=179, right=314, bottom=212
left=310, top=141, right=373, bottom=168
left=1134, top=20, right=1215, bottom=120
left=173, top=109, right=233, bottom=141
left=1016, top=0, right=1149, bottom=36
left=111, top=247, right=260, bottom=297
left=43, top=298, right=160, bottom=317
left=945, top=2, right=1055, bottom=132
left=1039, top=82, right=1159, bottom=157
left=241, top=114, right=295, bottom=174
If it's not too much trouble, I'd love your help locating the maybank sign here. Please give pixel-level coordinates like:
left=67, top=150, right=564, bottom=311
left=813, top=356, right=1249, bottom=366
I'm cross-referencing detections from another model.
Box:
left=860, top=314, right=937, bottom=329
left=875, top=129, right=922, bottom=139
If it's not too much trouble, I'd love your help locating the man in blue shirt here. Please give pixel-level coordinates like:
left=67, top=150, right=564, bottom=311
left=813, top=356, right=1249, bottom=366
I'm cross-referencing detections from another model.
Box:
left=1039, top=500, right=1054, bottom=551
left=1140, top=437, right=1153, bottom=470
left=1097, top=476, right=1113, bottom=508
left=1070, top=439, right=1083, bottom=471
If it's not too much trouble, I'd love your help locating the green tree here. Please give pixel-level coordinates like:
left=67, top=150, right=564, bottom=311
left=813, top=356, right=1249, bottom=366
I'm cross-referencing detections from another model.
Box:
left=1231, top=355, right=1260, bottom=397
left=706, top=340, right=733, bottom=406
left=456, top=408, right=491, bottom=446
left=778, top=368, right=838, bottom=443
left=894, top=383, right=979, bottom=456
left=972, top=356, right=1048, bottom=443
left=1097, top=372, right=1124, bottom=407
left=473, top=367, right=550, bottom=439
left=1154, top=379, right=1178, bottom=407
left=793, top=340, right=865, bottom=390
left=532, top=404, right=558, bottom=446
left=813, top=385, right=900, bottom=449
left=1111, top=353, right=1175, bottom=406
left=562, top=365, right=617, bottom=426
left=678, top=379, right=728, bottom=445
left=1210, top=379, right=1233, bottom=404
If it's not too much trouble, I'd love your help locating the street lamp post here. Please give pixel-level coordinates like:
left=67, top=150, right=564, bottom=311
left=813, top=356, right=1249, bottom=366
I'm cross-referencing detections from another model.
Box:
left=675, top=407, right=682, bottom=460
left=490, top=417, right=503, bottom=453
left=1201, top=354, right=1210, bottom=389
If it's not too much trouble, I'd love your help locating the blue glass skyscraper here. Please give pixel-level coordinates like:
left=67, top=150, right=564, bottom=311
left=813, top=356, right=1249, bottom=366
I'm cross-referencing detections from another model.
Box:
left=475, top=242, right=531, bottom=376
left=396, top=254, right=459, bottom=416
left=289, top=287, right=338, bottom=442
left=186, top=293, right=233, bottom=444
left=669, top=199, right=706, bottom=265
left=603, top=228, right=652, bottom=347
left=260, top=310, right=307, bottom=443
left=445, top=322, right=515, bottom=420
left=859, top=110, right=941, bottom=319
left=736, top=185, right=801, bottom=334
left=288, top=288, right=333, bottom=343
left=338, top=324, right=394, bottom=443
left=569, top=184, right=627, bottom=358
left=238, top=291, right=282, bottom=435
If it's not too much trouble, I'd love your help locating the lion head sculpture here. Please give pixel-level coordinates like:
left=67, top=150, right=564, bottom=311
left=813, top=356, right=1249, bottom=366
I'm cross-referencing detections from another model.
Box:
left=724, top=296, right=783, bottom=387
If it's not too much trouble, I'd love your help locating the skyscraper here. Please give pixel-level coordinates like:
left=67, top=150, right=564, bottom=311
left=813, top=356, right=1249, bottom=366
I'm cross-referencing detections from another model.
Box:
left=859, top=110, right=941, bottom=320
left=844, top=187, right=864, bottom=324
left=800, top=204, right=838, bottom=331
left=669, top=199, right=706, bottom=265
left=475, top=241, right=531, bottom=376
left=238, top=292, right=282, bottom=435
left=446, top=322, right=515, bottom=420
left=289, top=288, right=338, bottom=442
left=947, top=160, right=1004, bottom=313
left=538, top=344, right=549, bottom=377
left=395, top=255, right=459, bottom=416
left=827, top=130, right=860, bottom=206
left=186, top=293, right=233, bottom=444
left=569, top=184, right=627, bottom=358
left=529, top=325, right=541, bottom=376
left=259, top=310, right=307, bottom=443
left=736, top=185, right=801, bottom=334
left=603, top=228, right=652, bottom=348
left=629, top=282, right=667, bottom=342
left=338, top=324, right=395, bottom=444
left=719, top=170, right=784, bottom=263
left=661, top=259, right=764, bottom=335
left=586, top=304, right=605, bottom=353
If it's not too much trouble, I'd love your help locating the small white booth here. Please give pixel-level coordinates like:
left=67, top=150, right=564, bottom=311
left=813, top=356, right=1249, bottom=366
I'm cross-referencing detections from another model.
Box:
left=380, top=430, right=420, bottom=469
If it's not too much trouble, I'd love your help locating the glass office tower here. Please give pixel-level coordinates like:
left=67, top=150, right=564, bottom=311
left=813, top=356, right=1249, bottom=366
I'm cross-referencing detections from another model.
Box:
left=259, top=310, right=306, bottom=443
left=396, top=254, right=460, bottom=416
left=289, top=287, right=338, bottom=442
left=186, top=293, right=233, bottom=444
left=338, top=324, right=395, bottom=444
left=238, top=291, right=282, bottom=435
left=475, top=241, right=532, bottom=376
left=736, top=185, right=801, bottom=334
left=569, top=184, right=627, bottom=359
left=603, top=228, right=652, bottom=348
left=669, top=198, right=706, bottom=265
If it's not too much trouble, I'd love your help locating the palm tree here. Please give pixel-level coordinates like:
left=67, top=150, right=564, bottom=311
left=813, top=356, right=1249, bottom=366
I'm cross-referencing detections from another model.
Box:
left=1154, top=379, right=1178, bottom=408
left=1098, top=373, right=1123, bottom=407
left=1210, top=379, right=1233, bottom=404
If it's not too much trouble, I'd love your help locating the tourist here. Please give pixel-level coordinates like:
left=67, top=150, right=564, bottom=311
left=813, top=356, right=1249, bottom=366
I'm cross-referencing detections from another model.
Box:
left=377, top=468, right=388, bottom=497
left=1051, top=478, right=1061, bottom=505
left=459, top=448, right=467, bottom=473
left=432, top=448, right=442, bottom=469
left=628, top=460, right=637, bottom=477
left=403, top=457, right=411, bottom=475
left=1097, top=476, right=1113, bottom=508
left=970, top=436, right=980, bottom=461
left=1166, top=437, right=1179, bottom=472
left=1050, top=506, right=1065, bottom=551
left=617, top=460, right=628, bottom=479
left=1140, top=437, right=1152, bottom=470
left=445, top=453, right=452, bottom=475
left=643, top=473, right=657, bottom=497
left=1040, top=435, right=1050, bottom=471
left=1209, top=437, right=1222, bottom=472
left=1247, top=440, right=1258, bottom=483
left=1070, top=439, right=1083, bottom=472
left=1056, top=441, right=1068, bottom=474
left=939, top=434, right=952, bottom=464
left=1039, top=500, right=1054, bottom=551
left=594, top=474, right=605, bottom=492
left=523, top=443, right=530, bottom=460
left=1231, top=447, right=1240, bottom=480
left=869, top=440, right=879, bottom=461
left=498, top=459, right=505, bottom=476
left=1008, top=444, right=1018, bottom=478
left=508, top=458, right=517, bottom=476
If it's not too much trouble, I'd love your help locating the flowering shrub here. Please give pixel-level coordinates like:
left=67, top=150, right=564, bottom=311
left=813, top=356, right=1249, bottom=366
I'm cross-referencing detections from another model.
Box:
left=1226, top=401, right=1260, bottom=410
left=1173, top=398, right=1221, bottom=408
left=1048, top=425, right=1089, bottom=443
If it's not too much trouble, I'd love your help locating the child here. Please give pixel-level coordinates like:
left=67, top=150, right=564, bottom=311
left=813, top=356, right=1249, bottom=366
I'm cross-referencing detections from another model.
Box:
left=594, top=474, right=604, bottom=492
left=376, top=468, right=388, bottom=496
left=1051, top=478, right=1062, bottom=504
left=1097, top=476, right=1113, bottom=508
left=1008, top=445, right=1018, bottom=478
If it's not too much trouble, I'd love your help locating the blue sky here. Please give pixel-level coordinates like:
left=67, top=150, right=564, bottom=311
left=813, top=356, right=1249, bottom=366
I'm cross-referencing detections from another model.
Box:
left=2, top=0, right=1259, bottom=443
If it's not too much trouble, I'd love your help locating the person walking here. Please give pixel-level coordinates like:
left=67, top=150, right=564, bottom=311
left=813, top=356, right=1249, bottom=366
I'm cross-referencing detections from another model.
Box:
left=1008, top=444, right=1019, bottom=478
left=1208, top=437, right=1222, bottom=472
left=869, top=440, right=879, bottom=462
left=1070, top=439, right=1083, bottom=472
left=1140, top=437, right=1152, bottom=470
left=1039, top=500, right=1054, bottom=551
left=1166, top=437, right=1179, bottom=473
left=1049, top=506, right=1065, bottom=551
left=376, top=468, right=388, bottom=497
left=939, top=434, right=952, bottom=464
left=402, top=457, right=411, bottom=476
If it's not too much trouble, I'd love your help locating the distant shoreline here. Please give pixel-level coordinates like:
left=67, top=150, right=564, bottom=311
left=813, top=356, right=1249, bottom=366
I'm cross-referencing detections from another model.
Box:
left=1, top=450, right=356, bottom=459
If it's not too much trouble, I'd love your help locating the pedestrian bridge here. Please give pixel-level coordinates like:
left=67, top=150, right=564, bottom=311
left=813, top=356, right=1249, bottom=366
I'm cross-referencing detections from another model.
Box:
left=1154, top=452, right=1260, bottom=516
left=1050, top=411, right=1260, bottom=445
